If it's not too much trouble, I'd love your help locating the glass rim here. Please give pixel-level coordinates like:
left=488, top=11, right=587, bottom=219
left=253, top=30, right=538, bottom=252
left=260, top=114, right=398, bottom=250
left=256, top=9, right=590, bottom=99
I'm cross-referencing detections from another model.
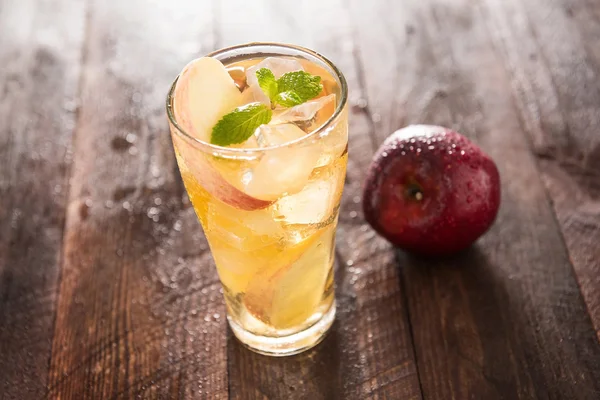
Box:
left=166, top=42, right=348, bottom=157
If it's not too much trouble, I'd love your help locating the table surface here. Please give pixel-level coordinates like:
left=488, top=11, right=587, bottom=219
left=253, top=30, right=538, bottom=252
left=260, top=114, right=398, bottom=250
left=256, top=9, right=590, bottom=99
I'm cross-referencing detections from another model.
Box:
left=1, top=0, right=600, bottom=398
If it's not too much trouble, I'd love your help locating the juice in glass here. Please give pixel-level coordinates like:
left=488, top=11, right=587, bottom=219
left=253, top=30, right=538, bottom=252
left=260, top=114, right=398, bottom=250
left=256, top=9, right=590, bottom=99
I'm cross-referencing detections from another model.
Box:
left=166, top=43, right=348, bottom=356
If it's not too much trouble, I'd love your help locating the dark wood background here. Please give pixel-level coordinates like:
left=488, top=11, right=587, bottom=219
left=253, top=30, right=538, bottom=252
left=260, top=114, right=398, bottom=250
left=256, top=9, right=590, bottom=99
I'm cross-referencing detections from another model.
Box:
left=1, top=0, right=599, bottom=398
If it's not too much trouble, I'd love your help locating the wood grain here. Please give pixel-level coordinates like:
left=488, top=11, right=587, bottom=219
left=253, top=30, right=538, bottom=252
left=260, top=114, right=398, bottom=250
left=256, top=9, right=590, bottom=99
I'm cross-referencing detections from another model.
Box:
left=46, top=1, right=228, bottom=398
left=483, top=0, right=600, bottom=339
left=1, top=0, right=599, bottom=398
left=0, top=0, right=86, bottom=398
left=351, top=0, right=600, bottom=398
left=218, top=0, right=422, bottom=399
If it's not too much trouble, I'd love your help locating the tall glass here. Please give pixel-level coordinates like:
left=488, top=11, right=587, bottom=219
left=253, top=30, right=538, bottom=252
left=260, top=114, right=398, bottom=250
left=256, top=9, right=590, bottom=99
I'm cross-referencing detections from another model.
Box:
left=166, top=43, right=348, bottom=356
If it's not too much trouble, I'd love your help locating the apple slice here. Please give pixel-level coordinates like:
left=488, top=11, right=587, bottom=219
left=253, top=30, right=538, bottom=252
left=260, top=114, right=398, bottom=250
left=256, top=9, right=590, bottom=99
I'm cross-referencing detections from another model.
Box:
left=171, top=57, right=271, bottom=210
left=174, top=57, right=244, bottom=141
left=243, top=225, right=335, bottom=329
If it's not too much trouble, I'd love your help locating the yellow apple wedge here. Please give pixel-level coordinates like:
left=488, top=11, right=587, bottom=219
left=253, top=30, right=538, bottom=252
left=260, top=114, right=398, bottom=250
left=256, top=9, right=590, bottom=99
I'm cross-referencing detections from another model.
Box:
left=171, top=57, right=272, bottom=211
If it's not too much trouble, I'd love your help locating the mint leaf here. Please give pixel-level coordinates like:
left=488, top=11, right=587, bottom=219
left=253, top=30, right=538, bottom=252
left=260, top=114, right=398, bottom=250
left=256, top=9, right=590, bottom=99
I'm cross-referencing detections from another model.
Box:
left=273, top=91, right=303, bottom=107
left=254, top=68, right=324, bottom=108
left=255, top=68, right=278, bottom=101
left=211, top=103, right=272, bottom=146
left=276, top=71, right=322, bottom=104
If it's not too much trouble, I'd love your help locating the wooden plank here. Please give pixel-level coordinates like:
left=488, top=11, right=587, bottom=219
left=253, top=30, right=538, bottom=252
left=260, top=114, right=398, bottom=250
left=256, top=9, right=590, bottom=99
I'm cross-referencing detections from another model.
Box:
left=219, top=1, right=422, bottom=399
left=0, top=0, right=86, bottom=398
left=483, top=0, right=600, bottom=339
left=351, top=0, right=600, bottom=398
left=45, top=1, right=229, bottom=398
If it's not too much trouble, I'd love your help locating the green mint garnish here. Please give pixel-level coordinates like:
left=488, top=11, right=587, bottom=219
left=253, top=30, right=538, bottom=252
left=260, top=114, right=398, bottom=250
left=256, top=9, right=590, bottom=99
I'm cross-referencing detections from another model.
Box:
left=276, top=71, right=322, bottom=103
left=255, top=68, right=278, bottom=100
left=210, top=103, right=272, bottom=146
left=256, top=68, right=323, bottom=108
left=273, top=91, right=303, bottom=107
left=210, top=68, right=323, bottom=147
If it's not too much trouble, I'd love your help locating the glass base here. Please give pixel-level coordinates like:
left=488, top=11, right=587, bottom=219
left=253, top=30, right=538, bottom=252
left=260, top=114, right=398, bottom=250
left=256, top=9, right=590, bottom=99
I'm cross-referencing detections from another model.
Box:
left=228, top=301, right=336, bottom=356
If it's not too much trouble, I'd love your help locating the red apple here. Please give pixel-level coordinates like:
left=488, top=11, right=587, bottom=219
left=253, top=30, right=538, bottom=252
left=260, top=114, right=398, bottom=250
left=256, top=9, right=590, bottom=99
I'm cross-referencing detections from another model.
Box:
left=362, top=125, right=500, bottom=255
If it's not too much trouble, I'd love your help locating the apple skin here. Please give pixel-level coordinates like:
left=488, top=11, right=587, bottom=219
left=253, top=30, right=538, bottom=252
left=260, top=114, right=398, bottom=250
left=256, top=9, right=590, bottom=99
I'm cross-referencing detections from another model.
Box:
left=362, top=125, right=500, bottom=256
left=171, top=59, right=272, bottom=211
left=171, top=136, right=272, bottom=211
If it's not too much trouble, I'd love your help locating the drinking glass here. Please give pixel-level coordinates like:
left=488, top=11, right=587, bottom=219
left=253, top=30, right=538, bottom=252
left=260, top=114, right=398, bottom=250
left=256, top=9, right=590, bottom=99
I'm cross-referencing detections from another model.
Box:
left=166, top=43, right=348, bottom=356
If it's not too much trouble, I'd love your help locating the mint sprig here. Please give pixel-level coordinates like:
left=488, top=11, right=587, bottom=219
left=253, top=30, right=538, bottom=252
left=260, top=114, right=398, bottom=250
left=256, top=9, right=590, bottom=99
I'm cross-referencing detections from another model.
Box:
left=255, top=68, right=278, bottom=101
left=273, top=91, right=303, bottom=107
left=276, top=71, right=322, bottom=104
left=210, top=68, right=323, bottom=147
left=210, top=103, right=272, bottom=146
left=256, top=68, right=323, bottom=108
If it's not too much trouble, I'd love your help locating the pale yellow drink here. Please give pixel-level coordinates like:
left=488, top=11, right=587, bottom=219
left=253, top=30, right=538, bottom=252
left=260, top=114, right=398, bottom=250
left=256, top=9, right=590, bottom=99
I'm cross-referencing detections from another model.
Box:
left=167, top=44, right=348, bottom=356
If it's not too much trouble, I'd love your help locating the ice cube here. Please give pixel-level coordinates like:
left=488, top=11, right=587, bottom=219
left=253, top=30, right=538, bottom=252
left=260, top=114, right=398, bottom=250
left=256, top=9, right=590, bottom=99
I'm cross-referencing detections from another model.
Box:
left=274, top=157, right=346, bottom=225
left=272, top=94, right=335, bottom=124
left=207, top=202, right=283, bottom=294
left=243, top=124, right=320, bottom=201
left=274, top=180, right=336, bottom=226
left=246, top=57, right=304, bottom=84
left=206, top=200, right=283, bottom=246
left=173, top=57, right=244, bottom=142
left=314, top=110, right=349, bottom=167
left=254, top=122, right=305, bottom=147
left=245, top=57, right=304, bottom=107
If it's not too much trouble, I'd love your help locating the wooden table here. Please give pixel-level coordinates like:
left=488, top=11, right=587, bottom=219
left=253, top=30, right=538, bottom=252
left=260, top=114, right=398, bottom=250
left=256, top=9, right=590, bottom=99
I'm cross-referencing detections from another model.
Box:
left=1, top=0, right=599, bottom=398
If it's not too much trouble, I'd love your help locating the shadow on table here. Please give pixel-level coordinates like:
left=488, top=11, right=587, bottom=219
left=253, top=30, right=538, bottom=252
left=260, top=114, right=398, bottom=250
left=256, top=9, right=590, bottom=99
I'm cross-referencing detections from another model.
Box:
left=394, top=244, right=505, bottom=290
left=227, top=321, right=342, bottom=398
left=394, top=243, right=491, bottom=267
left=392, top=244, right=550, bottom=399
left=394, top=244, right=507, bottom=313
